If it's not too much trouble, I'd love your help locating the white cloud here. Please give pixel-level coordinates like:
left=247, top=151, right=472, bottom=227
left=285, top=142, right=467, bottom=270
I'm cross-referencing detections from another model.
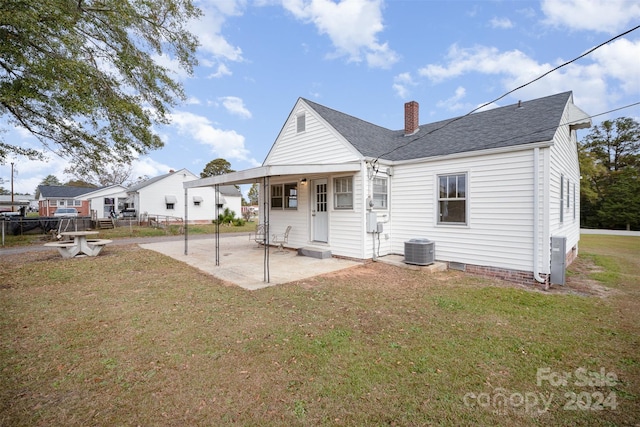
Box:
left=207, top=63, right=233, bottom=79
left=541, top=0, right=640, bottom=34
left=280, top=0, right=398, bottom=68
left=130, top=157, right=173, bottom=180
left=392, top=72, right=417, bottom=98
left=219, top=96, right=252, bottom=118
left=418, top=44, right=545, bottom=83
left=416, top=39, right=638, bottom=117
left=490, top=17, right=513, bottom=29
left=152, top=53, right=191, bottom=80
left=590, top=37, right=640, bottom=94
left=169, top=111, right=257, bottom=163
left=194, top=2, right=244, bottom=60
left=436, top=86, right=468, bottom=112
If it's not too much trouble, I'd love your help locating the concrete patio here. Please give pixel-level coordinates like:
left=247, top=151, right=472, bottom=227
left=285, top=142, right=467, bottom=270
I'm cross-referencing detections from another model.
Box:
left=139, top=235, right=362, bottom=291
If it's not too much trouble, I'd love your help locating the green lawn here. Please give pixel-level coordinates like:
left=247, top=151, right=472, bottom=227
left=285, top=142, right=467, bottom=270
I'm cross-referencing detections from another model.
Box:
left=0, top=234, right=638, bottom=426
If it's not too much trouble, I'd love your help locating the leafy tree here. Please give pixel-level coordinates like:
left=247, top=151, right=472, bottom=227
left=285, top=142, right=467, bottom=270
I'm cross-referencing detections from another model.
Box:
left=0, top=0, right=201, bottom=167
left=581, top=117, right=640, bottom=173
left=597, top=168, right=640, bottom=230
left=64, top=162, right=133, bottom=187
left=201, top=158, right=234, bottom=178
left=34, top=174, right=62, bottom=198
left=64, top=179, right=97, bottom=188
left=579, top=117, right=640, bottom=230
left=247, top=183, right=259, bottom=205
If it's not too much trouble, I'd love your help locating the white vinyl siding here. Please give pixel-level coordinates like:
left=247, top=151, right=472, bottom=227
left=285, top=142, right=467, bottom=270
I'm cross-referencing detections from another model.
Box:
left=391, top=150, right=538, bottom=272
left=329, top=170, right=366, bottom=258
left=549, top=99, right=582, bottom=262
left=131, top=169, right=241, bottom=223
left=265, top=103, right=361, bottom=165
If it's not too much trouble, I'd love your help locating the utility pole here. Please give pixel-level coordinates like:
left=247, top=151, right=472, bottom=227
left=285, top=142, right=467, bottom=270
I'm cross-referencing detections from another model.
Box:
left=11, top=162, right=14, bottom=212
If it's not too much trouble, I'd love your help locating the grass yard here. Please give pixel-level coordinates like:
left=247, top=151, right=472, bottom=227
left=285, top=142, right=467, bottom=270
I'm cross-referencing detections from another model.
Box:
left=0, top=234, right=638, bottom=426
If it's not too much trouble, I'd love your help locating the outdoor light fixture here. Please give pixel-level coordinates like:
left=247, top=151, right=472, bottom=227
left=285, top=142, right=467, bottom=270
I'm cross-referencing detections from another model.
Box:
left=301, top=178, right=307, bottom=184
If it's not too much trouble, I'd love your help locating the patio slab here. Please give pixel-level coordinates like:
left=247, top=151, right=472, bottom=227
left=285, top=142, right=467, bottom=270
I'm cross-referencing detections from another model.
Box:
left=139, top=235, right=361, bottom=291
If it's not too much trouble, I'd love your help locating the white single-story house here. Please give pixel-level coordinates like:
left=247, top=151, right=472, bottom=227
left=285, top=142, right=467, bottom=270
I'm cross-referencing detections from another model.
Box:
left=82, top=184, right=130, bottom=218
left=185, top=91, right=590, bottom=286
left=128, top=168, right=242, bottom=224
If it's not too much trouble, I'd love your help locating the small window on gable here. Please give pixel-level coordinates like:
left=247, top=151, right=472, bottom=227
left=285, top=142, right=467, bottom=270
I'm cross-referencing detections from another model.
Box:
left=193, top=196, right=203, bottom=206
left=296, top=113, right=306, bottom=133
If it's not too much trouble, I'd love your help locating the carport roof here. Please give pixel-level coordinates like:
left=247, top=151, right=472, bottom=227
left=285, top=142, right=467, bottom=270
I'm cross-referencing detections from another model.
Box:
left=183, top=163, right=362, bottom=189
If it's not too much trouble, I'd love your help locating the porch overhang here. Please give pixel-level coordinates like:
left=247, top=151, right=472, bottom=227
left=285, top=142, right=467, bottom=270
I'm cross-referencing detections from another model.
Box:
left=182, top=162, right=362, bottom=284
left=183, top=163, right=362, bottom=189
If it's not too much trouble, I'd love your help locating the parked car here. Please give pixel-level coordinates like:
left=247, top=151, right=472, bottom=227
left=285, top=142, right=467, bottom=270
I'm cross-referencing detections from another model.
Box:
left=53, top=208, right=78, bottom=217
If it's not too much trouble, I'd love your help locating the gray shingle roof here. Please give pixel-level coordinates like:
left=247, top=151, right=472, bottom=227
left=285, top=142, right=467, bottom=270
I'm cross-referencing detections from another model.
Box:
left=303, top=91, right=572, bottom=161
left=38, top=185, right=99, bottom=198
left=127, top=170, right=175, bottom=192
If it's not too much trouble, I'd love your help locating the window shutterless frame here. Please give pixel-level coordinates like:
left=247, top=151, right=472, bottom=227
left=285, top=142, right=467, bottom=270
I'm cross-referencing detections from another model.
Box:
left=437, top=173, right=467, bottom=225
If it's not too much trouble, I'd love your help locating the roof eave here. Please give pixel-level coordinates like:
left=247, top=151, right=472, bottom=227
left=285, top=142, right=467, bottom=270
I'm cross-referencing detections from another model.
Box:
left=184, top=162, right=362, bottom=188
left=387, top=140, right=554, bottom=165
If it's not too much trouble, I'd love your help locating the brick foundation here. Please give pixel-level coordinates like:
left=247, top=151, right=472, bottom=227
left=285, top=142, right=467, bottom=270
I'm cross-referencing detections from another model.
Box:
left=457, top=263, right=550, bottom=289
left=445, top=245, right=578, bottom=289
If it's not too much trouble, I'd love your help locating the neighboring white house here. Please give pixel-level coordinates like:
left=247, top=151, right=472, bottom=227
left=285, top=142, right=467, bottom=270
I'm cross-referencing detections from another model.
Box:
left=82, top=184, right=130, bottom=218
left=185, top=92, right=590, bottom=286
left=128, top=168, right=242, bottom=224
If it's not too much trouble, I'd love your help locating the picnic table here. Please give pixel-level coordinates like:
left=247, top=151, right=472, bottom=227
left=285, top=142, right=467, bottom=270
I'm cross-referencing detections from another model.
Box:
left=44, top=231, right=112, bottom=258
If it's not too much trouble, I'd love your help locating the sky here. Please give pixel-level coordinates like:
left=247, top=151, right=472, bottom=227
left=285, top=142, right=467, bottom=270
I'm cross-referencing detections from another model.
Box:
left=2, top=0, right=640, bottom=196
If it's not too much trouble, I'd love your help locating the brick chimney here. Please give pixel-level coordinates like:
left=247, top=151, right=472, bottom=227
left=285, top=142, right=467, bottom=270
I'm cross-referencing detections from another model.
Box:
left=404, top=101, right=419, bottom=135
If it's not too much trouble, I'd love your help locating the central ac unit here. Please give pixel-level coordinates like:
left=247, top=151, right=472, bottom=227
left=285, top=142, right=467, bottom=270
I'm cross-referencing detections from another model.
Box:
left=404, top=239, right=435, bottom=266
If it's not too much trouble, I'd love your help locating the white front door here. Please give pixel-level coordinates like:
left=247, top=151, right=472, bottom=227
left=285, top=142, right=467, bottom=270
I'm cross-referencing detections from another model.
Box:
left=312, top=179, right=328, bottom=243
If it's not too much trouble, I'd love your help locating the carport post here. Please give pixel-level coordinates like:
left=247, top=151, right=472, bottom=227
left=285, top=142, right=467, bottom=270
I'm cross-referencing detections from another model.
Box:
left=215, top=184, right=220, bottom=266
left=263, top=176, right=270, bottom=283
left=184, top=187, right=188, bottom=255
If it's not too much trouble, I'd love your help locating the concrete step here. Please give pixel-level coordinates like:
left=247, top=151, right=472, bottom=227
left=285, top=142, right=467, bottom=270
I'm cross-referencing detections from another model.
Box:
left=97, top=219, right=115, bottom=229
left=298, top=246, right=332, bottom=259
left=376, top=254, right=447, bottom=272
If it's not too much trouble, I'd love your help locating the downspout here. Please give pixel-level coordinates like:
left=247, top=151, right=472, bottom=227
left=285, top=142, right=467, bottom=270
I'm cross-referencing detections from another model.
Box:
left=533, top=147, right=547, bottom=287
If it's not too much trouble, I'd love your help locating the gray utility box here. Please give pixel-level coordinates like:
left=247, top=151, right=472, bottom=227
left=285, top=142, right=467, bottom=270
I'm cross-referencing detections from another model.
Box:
left=550, top=236, right=566, bottom=285
left=404, top=239, right=435, bottom=266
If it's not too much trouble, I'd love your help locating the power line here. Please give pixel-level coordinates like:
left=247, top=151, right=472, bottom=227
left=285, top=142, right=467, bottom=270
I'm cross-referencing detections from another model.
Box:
left=373, top=24, right=640, bottom=163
